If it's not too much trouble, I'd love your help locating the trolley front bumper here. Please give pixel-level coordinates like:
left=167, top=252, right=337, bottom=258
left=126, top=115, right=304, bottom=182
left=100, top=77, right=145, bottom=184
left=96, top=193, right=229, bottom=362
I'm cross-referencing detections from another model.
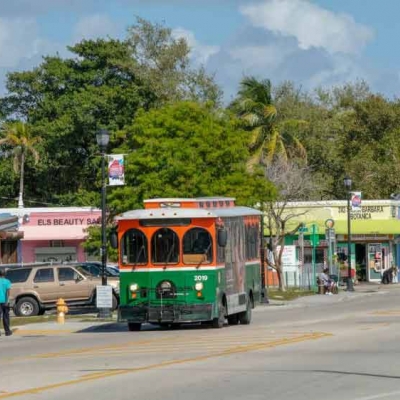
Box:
left=119, top=303, right=213, bottom=324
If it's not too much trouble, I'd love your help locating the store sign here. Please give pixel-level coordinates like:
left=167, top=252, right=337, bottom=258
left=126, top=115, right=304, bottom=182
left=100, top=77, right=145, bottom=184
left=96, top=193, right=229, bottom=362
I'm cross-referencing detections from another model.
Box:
left=37, top=217, right=101, bottom=226
left=338, top=205, right=385, bottom=220
left=277, top=245, right=297, bottom=271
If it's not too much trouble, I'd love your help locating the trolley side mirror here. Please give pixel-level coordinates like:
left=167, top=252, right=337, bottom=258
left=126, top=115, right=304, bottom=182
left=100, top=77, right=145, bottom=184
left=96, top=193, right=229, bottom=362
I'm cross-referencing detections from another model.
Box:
left=110, top=230, right=118, bottom=249
left=217, top=229, right=227, bottom=248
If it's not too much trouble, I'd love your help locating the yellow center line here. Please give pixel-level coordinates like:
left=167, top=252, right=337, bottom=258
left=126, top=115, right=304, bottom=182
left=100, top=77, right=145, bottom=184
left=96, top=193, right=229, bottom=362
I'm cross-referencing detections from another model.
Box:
left=371, top=310, right=400, bottom=316
left=0, top=332, right=331, bottom=399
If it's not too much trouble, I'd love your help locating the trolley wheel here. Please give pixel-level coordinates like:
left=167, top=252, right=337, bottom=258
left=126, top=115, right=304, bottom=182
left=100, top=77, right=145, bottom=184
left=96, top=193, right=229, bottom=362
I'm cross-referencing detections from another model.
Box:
left=212, top=302, right=226, bottom=329
left=128, top=323, right=142, bottom=331
left=227, top=314, right=239, bottom=325
left=238, top=297, right=252, bottom=325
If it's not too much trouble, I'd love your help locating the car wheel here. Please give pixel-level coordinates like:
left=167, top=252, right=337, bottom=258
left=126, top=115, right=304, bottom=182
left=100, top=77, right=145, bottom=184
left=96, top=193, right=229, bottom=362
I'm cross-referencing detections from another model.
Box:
left=112, top=294, right=118, bottom=311
left=15, top=297, right=40, bottom=317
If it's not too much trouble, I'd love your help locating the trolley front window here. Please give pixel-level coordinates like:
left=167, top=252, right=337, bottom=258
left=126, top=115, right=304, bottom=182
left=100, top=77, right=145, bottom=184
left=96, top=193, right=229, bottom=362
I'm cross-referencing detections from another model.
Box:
left=152, top=228, right=179, bottom=264
left=122, top=229, right=148, bottom=265
left=183, top=228, right=212, bottom=264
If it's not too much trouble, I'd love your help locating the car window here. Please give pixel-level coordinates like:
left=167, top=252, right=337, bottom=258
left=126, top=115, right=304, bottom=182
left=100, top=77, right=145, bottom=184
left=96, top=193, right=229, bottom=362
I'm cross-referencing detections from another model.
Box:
left=106, top=267, right=119, bottom=276
left=34, top=268, right=55, bottom=283
left=6, top=268, right=32, bottom=283
left=88, top=265, right=101, bottom=276
left=58, top=268, right=77, bottom=281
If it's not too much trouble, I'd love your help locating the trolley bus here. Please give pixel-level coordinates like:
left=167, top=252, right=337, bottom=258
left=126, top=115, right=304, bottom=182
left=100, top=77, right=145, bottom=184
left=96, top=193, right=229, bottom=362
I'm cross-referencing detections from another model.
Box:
left=111, top=197, right=262, bottom=330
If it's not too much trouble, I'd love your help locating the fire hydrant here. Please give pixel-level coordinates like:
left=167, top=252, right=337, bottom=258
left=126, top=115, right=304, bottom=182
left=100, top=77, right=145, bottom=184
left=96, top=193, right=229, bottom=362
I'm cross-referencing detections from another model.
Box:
left=56, top=298, right=68, bottom=324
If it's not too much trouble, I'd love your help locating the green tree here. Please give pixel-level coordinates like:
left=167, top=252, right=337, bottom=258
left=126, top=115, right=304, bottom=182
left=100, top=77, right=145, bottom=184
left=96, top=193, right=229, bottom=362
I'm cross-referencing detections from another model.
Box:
left=232, top=77, right=307, bottom=169
left=108, top=101, right=275, bottom=213
left=127, top=17, right=221, bottom=106
left=0, top=121, right=40, bottom=208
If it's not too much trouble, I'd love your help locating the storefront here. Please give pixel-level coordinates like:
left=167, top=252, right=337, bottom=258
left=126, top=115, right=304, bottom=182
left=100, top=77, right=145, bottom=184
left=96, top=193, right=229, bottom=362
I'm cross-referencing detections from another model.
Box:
left=0, top=214, right=22, bottom=263
left=0, top=207, right=101, bottom=264
left=270, top=200, right=400, bottom=284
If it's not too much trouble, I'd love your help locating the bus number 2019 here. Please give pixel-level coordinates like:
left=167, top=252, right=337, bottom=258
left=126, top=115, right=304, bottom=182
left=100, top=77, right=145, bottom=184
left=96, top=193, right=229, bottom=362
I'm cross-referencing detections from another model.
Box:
left=194, top=275, right=208, bottom=281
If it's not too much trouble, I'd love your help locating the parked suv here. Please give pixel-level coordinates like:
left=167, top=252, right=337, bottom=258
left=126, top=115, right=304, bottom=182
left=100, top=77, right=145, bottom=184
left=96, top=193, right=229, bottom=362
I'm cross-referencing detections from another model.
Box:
left=6, top=264, right=120, bottom=317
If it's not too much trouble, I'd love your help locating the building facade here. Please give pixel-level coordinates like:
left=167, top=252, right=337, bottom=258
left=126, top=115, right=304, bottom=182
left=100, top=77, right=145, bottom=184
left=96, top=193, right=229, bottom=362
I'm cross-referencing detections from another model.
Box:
left=0, top=207, right=101, bottom=264
left=269, top=200, right=400, bottom=284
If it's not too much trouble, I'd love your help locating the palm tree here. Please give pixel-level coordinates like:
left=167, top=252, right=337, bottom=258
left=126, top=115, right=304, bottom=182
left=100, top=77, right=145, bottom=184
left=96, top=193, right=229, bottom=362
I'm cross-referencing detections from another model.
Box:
left=0, top=122, right=41, bottom=209
left=232, top=76, right=307, bottom=169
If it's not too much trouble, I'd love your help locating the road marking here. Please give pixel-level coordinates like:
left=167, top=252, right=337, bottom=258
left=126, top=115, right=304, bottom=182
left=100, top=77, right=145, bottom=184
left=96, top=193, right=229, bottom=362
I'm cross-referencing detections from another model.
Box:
left=0, top=332, right=331, bottom=399
left=13, top=329, right=74, bottom=336
left=371, top=310, right=400, bottom=316
left=31, top=336, right=178, bottom=359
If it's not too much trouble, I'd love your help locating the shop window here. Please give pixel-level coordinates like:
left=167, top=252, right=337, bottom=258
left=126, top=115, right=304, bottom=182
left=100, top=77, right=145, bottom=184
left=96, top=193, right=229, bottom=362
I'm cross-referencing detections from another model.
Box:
left=50, top=241, right=64, bottom=247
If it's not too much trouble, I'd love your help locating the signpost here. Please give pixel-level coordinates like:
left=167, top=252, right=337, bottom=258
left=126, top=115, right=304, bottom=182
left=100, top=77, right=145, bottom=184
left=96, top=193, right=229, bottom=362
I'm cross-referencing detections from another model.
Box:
left=96, top=285, right=113, bottom=309
left=310, top=224, right=319, bottom=290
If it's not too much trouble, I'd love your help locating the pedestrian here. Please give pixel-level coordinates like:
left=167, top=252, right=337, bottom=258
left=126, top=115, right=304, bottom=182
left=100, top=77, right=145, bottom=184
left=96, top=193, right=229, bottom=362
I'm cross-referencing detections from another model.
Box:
left=0, top=269, right=12, bottom=336
left=393, top=265, right=399, bottom=284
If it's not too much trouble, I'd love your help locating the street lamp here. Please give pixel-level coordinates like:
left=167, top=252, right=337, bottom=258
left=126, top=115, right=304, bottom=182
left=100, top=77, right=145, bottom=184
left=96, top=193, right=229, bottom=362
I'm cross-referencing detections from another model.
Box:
left=96, top=129, right=111, bottom=317
left=344, top=176, right=354, bottom=292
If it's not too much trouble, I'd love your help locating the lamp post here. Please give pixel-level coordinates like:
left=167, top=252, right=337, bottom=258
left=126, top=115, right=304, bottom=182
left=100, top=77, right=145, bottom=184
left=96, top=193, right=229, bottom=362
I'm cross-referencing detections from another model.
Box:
left=259, top=207, right=269, bottom=304
left=344, top=176, right=354, bottom=292
left=96, top=129, right=111, bottom=318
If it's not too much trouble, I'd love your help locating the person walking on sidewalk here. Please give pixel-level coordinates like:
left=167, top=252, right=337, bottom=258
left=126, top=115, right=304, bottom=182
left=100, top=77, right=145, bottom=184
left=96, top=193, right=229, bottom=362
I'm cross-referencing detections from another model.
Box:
left=0, top=269, right=12, bottom=336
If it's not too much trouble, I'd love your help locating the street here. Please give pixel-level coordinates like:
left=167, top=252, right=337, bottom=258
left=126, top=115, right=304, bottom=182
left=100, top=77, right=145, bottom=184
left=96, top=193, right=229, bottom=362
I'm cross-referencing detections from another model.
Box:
left=1, top=286, right=400, bottom=400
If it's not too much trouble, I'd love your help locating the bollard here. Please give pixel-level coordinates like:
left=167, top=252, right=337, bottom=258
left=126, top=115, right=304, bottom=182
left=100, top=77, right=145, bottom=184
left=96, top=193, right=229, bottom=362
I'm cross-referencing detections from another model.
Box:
left=56, top=298, right=69, bottom=324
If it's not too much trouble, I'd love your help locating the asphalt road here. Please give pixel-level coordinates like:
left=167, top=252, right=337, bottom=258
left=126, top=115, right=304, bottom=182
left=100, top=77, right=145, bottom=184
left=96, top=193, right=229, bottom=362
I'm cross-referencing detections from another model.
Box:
left=1, top=287, right=400, bottom=400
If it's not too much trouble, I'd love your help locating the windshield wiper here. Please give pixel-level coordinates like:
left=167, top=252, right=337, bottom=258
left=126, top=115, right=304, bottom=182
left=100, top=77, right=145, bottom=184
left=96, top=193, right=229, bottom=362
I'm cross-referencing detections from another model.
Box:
left=131, top=245, right=145, bottom=268
left=163, top=243, right=176, bottom=269
left=196, top=243, right=212, bottom=269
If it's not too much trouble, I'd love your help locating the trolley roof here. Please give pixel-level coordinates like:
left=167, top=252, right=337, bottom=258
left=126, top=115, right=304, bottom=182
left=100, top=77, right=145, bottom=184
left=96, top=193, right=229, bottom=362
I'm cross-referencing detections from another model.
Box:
left=116, top=206, right=261, bottom=221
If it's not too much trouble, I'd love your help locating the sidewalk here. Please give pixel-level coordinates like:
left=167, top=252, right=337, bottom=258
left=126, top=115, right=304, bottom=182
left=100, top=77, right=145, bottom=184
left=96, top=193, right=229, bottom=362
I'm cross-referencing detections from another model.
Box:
left=261, top=282, right=399, bottom=309
left=8, top=318, right=117, bottom=336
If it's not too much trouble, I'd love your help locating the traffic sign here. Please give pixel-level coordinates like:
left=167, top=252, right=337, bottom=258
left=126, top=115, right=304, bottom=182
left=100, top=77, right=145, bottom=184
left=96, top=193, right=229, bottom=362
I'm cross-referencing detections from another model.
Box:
left=310, top=224, right=320, bottom=246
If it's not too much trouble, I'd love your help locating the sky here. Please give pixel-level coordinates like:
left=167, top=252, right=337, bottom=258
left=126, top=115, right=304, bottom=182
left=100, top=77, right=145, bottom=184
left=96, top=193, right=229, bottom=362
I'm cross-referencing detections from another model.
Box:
left=1, top=0, right=400, bottom=102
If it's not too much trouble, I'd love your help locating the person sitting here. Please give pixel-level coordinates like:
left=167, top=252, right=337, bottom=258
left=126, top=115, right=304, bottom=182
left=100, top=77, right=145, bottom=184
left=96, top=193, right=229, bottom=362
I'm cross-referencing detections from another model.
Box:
left=319, top=267, right=334, bottom=295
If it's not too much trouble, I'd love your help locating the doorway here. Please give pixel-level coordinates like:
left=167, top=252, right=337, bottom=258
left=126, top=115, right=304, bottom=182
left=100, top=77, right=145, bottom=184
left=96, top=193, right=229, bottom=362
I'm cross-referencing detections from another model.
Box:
left=1, top=240, right=18, bottom=263
left=355, top=243, right=367, bottom=281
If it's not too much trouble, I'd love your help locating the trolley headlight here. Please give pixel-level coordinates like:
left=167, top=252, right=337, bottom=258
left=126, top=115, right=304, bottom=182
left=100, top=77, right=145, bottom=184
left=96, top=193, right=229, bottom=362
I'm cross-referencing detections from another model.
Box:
left=130, top=283, right=139, bottom=292
left=160, top=281, right=172, bottom=290
left=195, top=282, right=204, bottom=291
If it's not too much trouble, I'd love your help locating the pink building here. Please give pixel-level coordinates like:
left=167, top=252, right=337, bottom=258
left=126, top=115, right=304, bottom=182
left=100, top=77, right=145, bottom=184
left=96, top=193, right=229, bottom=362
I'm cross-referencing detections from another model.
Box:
left=0, top=207, right=102, bottom=264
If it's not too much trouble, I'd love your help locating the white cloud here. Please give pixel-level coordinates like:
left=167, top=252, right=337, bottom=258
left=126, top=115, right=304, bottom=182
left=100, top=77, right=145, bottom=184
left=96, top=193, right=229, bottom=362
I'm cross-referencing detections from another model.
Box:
left=0, top=18, right=41, bottom=68
left=240, top=0, right=374, bottom=55
left=229, top=44, right=294, bottom=70
left=73, top=14, right=119, bottom=42
left=172, top=27, right=220, bottom=65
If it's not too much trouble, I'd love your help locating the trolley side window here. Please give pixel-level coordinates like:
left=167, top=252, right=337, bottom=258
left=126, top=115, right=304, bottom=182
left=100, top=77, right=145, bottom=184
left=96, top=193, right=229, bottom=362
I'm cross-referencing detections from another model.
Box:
left=183, top=228, right=213, bottom=264
left=152, top=228, right=179, bottom=264
left=121, top=229, right=148, bottom=265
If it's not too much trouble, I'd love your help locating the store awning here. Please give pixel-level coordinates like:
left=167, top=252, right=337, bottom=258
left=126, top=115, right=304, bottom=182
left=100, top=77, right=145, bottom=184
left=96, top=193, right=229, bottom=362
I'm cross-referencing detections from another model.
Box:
left=20, top=225, right=89, bottom=241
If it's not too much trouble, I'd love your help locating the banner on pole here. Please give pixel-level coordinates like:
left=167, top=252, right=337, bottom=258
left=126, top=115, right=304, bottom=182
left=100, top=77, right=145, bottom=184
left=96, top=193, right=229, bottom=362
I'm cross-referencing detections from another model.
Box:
left=108, top=154, right=125, bottom=186
left=351, top=191, right=362, bottom=210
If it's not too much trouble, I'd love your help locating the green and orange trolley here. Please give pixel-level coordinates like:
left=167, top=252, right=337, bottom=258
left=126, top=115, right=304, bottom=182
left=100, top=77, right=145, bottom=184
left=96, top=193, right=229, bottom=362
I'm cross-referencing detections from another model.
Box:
left=111, top=197, right=262, bottom=330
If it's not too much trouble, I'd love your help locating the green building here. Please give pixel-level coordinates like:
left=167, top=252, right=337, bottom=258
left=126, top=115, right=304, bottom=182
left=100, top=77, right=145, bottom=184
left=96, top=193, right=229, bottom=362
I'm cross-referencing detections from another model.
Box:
left=276, top=200, right=400, bottom=283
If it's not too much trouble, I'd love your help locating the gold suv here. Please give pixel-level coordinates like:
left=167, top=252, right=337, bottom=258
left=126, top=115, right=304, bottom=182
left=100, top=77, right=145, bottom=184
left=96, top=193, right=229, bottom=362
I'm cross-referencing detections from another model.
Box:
left=6, top=264, right=119, bottom=317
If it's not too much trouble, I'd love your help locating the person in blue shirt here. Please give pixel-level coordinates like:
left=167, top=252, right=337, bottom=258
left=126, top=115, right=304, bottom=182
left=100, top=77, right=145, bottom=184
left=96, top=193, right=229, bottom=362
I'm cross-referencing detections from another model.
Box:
left=0, top=269, right=12, bottom=336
